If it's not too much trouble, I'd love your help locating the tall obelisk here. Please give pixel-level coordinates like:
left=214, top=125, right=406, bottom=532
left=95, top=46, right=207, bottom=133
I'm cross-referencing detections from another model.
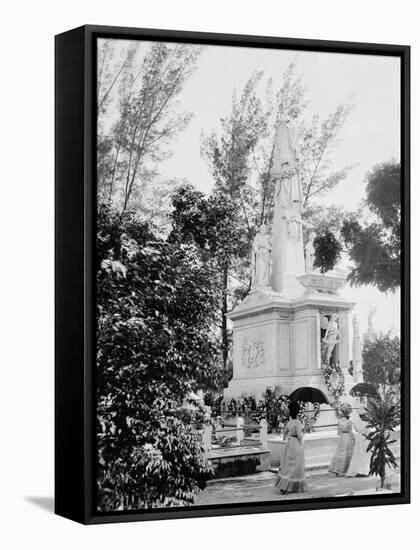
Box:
left=270, top=119, right=305, bottom=297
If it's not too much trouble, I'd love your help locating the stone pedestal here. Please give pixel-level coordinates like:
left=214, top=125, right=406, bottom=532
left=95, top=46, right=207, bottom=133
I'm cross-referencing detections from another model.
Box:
left=224, top=274, right=356, bottom=407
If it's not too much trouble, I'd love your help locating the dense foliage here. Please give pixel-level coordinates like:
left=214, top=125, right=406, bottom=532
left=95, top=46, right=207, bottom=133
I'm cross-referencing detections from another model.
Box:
left=362, top=334, right=401, bottom=397
left=313, top=231, right=342, bottom=274
left=96, top=201, right=221, bottom=510
left=169, top=185, right=251, bottom=378
left=341, top=161, right=401, bottom=292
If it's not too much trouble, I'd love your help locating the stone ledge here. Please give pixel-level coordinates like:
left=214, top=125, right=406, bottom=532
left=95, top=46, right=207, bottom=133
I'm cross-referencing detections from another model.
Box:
left=208, top=447, right=270, bottom=461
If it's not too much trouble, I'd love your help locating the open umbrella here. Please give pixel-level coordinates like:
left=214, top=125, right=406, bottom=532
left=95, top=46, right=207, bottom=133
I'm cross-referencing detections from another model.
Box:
left=349, top=383, right=378, bottom=399
left=288, top=386, right=329, bottom=405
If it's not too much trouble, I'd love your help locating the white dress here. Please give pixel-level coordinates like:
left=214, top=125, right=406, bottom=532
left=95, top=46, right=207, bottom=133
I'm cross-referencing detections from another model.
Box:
left=346, top=410, right=371, bottom=477
left=275, top=419, right=307, bottom=493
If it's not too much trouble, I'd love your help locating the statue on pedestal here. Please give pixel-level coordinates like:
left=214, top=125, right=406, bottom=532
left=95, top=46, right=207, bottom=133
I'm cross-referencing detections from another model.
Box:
left=365, top=304, right=378, bottom=343
left=305, top=231, right=317, bottom=273
left=352, top=315, right=363, bottom=383
left=251, top=224, right=271, bottom=289
left=368, top=305, right=377, bottom=333
left=322, top=313, right=341, bottom=365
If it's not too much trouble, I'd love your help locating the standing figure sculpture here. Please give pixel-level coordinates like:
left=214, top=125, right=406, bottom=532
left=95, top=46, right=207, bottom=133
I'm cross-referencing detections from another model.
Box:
left=322, top=313, right=341, bottom=365
left=367, top=305, right=377, bottom=333
left=272, top=119, right=303, bottom=210
left=352, top=315, right=363, bottom=383
left=305, top=231, right=317, bottom=273
left=251, top=224, right=271, bottom=289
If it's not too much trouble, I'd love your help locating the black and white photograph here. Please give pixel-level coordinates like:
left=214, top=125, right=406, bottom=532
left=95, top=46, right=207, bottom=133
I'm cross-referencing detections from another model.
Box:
left=3, top=0, right=420, bottom=546
left=95, top=34, right=406, bottom=514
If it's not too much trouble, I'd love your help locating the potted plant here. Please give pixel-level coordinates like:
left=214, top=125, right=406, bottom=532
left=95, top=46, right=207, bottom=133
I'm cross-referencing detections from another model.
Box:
left=360, top=392, right=400, bottom=490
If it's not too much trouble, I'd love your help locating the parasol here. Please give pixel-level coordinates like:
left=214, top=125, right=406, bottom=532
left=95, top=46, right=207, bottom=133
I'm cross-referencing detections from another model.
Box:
left=288, top=386, right=329, bottom=405
left=349, top=383, right=378, bottom=399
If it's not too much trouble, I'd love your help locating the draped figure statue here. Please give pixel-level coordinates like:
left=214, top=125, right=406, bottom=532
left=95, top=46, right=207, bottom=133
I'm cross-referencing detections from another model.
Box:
left=271, top=119, right=303, bottom=211
left=251, top=225, right=271, bottom=289
left=367, top=305, right=377, bottom=333
left=322, top=313, right=341, bottom=365
left=305, top=232, right=317, bottom=273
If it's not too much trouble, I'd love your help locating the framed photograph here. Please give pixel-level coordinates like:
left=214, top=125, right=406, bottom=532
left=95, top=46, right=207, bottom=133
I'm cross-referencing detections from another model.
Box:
left=55, top=25, right=410, bottom=524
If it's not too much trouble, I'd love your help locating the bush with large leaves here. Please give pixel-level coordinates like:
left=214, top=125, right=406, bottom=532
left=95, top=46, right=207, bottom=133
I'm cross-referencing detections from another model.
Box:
left=360, top=395, right=400, bottom=489
left=96, top=201, right=220, bottom=511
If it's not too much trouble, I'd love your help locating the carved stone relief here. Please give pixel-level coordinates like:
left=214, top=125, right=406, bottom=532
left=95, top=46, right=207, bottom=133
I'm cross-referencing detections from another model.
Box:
left=241, top=336, right=265, bottom=369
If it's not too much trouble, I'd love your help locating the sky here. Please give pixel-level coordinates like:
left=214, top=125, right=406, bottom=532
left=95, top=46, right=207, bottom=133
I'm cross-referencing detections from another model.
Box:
left=100, top=39, right=401, bottom=338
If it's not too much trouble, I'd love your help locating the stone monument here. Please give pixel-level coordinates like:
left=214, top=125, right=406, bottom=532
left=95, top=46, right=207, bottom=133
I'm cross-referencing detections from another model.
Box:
left=224, top=120, right=355, bottom=404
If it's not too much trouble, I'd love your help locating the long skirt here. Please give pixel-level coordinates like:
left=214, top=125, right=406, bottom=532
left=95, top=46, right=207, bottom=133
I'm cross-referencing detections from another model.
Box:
left=275, top=438, right=307, bottom=493
left=329, top=433, right=354, bottom=475
left=346, top=434, right=370, bottom=477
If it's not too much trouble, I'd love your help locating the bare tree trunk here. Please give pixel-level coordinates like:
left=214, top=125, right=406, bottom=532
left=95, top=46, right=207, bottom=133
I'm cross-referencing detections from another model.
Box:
left=221, top=263, right=229, bottom=372
left=108, top=143, right=120, bottom=201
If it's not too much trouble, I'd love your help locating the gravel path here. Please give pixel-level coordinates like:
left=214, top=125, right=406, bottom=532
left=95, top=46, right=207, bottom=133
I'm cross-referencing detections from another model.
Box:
left=194, top=469, right=400, bottom=505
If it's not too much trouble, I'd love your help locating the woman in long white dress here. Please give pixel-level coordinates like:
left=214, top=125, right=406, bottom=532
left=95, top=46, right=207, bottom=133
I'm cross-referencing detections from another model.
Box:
left=275, top=401, right=307, bottom=494
left=329, top=403, right=355, bottom=476
left=346, top=401, right=371, bottom=477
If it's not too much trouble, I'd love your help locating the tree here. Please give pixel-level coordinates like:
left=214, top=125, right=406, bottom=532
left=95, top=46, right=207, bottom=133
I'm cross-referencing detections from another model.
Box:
left=341, top=161, right=401, bottom=292
left=202, top=62, right=354, bottom=248
left=362, top=334, right=401, bottom=396
left=169, top=185, right=250, bottom=379
left=313, top=231, right=342, bottom=274
left=302, top=203, right=353, bottom=244
left=250, top=63, right=354, bottom=225
left=97, top=40, right=202, bottom=217
left=201, top=70, right=267, bottom=232
left=96, top=201, right=221, bottom=510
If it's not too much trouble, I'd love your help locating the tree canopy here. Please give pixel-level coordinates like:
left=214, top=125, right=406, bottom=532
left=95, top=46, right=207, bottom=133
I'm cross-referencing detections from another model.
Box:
left=341, top=161, right=401, bottom=293
left=362, top=334, right=401, bottom=396
left=97, top=40, right=202, bottom=219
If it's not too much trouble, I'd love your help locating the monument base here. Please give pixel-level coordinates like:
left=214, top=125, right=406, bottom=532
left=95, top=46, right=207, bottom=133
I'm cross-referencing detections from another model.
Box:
left=224, top=272, right=357, bottom=429
left=267, top=427, right=401, bottom=470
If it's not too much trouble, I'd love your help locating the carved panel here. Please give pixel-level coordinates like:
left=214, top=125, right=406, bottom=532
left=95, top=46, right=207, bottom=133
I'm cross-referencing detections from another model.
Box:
left=286, top=217, right=302, bottom=242
left=241, top=336, right=265, bottom=369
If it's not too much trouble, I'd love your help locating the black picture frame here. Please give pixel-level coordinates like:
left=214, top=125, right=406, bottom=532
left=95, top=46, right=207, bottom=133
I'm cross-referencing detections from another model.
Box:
left=55, top=24, right=410, bottom=525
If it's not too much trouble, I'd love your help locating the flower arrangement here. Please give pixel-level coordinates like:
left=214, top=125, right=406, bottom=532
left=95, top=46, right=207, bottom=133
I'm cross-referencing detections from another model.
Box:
left=216, top=388, right=321, bottom=432
left=297, top=401, right=321, bottom=431
left=321, top=362, right=345, bottom=407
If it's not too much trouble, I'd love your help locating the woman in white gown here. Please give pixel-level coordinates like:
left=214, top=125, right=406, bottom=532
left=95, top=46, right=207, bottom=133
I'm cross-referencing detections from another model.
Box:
left=346, top=400, right=371, bottom=477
